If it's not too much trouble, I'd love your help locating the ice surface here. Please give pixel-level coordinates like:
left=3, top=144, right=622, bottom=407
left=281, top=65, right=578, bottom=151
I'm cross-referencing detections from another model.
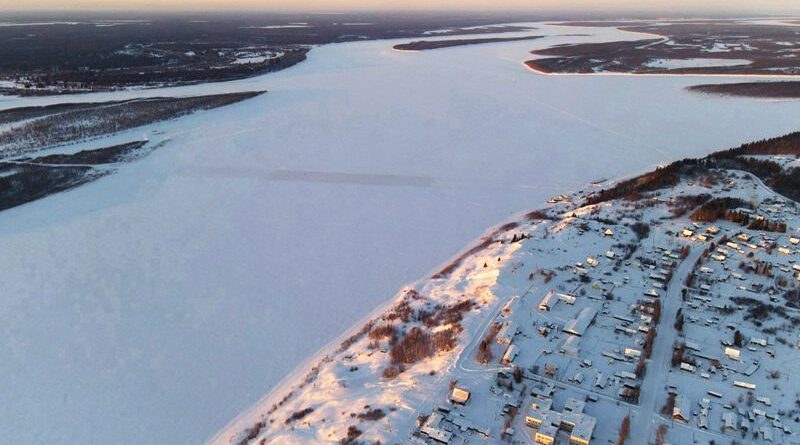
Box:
left=1, top=22, right=800, bottom=445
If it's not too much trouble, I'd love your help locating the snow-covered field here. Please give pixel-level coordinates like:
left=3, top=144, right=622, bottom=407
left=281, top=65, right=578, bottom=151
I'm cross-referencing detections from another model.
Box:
left=3, top=22, right=800, bottom=445
left=643, top=57, right=753, bottom=69
left=240, top=25, right=312, bottom=29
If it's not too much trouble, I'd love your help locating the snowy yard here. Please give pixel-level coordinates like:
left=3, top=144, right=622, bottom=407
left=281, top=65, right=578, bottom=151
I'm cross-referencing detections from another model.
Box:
left=643, top=57, right=753, bottom=70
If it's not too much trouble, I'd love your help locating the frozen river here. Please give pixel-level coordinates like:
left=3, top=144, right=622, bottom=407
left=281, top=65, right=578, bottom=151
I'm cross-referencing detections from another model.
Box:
left=2, top=23, right=800, bottom=445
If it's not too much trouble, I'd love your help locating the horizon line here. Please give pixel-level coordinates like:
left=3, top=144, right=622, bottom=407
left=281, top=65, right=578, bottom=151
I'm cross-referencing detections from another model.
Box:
left=0, top=8, right=798, bottom=18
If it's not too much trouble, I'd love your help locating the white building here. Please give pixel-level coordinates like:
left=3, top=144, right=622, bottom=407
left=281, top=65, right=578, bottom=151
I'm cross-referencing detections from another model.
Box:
left=538, top=290, right=559, bottom=312
left=496, top=321, right=518, bottom=345
left=526, top=397, right=595, bottom=445
left=558, top=293, right=577, bottom=304
left=563, top=307, right=598, bottom=337
left=673, top=395, right=691, bottom=423
left=449, top=387, right=470, bottom=404
left=624, top=347, right=641, bottom=359
left=734, top=380, right=756, bottom=390
left=724, top=347, right=741, bottom=361
left=420, top=412, right=453, bottom=444
left=501, top=344, right=519, bottom=364
left=500, top=298, right=519, bottom=317
left=722, top=411, right=737, bottom=432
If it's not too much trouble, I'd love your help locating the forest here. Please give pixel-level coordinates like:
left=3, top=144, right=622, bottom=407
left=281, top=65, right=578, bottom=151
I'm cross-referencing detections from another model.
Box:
left=0, top=91, right=263, bottom=155
left=0, top=140, right=149, bottom=212
left=585, top=131, right=800, bottom=206
left=0, top=13, right=531, bottom=95
left=687, top=81, right=800, bottom=99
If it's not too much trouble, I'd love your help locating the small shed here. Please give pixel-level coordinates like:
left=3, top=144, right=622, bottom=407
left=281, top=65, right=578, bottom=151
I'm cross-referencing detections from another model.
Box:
left=450, top=387, right=470, bottom=405
left=672, top=395, right=691, bottom=423
left=723, top=411, right=737, bottom=432
left=724, top=347, right=741, bottom=361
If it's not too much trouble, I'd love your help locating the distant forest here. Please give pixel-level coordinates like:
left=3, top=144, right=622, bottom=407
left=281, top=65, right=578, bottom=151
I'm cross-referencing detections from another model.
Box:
left=0, top=13, right=537, bottom=94
left=393, top=34, right=540, bottom=51
left=687, top=81, right=800, bottom=99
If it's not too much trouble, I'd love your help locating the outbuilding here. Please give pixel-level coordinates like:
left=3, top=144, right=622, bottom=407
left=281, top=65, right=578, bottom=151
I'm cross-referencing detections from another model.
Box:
left=420, top=412, right=453, bottom=444
left=672, top=395, right=691, bottom=423
left=723, top=412, right=737, bottom=432
left=724, top=347, right=741, bottom=361
left=563, top=307, right=598, bottom=337
left=450, top=387, right=471, bottom=405
left=538, top=290, right=559, bottom=312
left=496, top=321, right=518, bottom=345
left=501, top=344, right=519, bottom=364
left=734, top=380, right=756, bottom=390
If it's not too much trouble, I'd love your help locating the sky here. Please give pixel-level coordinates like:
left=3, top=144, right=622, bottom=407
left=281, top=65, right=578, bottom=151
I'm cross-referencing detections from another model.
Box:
left=3, top=0, right=800, bottom=14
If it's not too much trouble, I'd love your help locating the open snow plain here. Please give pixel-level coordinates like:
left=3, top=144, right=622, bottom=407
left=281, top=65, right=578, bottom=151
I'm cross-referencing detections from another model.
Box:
left=3, top=22, right=800, bottom=445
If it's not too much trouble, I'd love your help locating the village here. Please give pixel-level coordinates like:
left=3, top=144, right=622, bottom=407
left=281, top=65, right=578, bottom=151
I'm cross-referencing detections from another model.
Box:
left=410, top=165, right=800, bottom=445
left=230, top=148, right=800, bottom=445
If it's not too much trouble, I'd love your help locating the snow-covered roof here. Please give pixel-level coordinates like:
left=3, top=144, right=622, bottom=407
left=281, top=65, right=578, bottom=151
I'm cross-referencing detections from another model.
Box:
left=563, top=307, right=598, bottom=336
left=563, top=397, right=586, bottom=414
left=496, top=320, right=517, bottom=345
left=450, top=387, right=470, bottom=404
left=673, top=395, right=691, bottom=422
left=538, top=290, right=559, bottom=311
left=421, top=412, right=453, bottom=443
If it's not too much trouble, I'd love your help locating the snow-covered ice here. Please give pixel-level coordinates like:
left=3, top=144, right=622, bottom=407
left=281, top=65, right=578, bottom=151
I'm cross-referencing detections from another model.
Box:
left=2, top=22, right=800, bottom=445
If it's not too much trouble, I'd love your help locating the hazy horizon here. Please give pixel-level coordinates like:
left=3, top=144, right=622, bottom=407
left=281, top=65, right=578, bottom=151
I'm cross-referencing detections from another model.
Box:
left=2, top=0, right=800, bottom=16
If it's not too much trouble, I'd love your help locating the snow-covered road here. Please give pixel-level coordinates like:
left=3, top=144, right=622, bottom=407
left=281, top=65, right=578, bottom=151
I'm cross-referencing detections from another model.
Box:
left=631, top=246, right=704, bottom=444
left=2, top=22, right=800, bottom=445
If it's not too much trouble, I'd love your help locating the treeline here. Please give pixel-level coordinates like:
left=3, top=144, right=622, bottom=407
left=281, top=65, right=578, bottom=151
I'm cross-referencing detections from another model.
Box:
left=0, top=101, right=111, bottom=126
left=0, top=139, right=155, bottom=214
left=0, top=164, right=99, bottom=212
left=22, top=49, right=308, bottom=91
left=376, top=296, right=476, bottom=378
left=0, top=91, right=263, bottom=155
left=387, top=325, right=461, bottom=365
left=584, top=161, right=692, bottom=205
left=713, top=131, right=800, bottom=157
left=20, top=140, right=149, bottom=165
left=689, top=197, right=751, bottom=222
left=393, top=35, right=541, bottom=51
left=584, top=130, right=800, bottom=207
left=769, top=168, right=800, bottom=203
left=708, top=149, right=800, bottom=203
left=690, top=198, right=786, bottom=232
left=687, top=81, right=800, bottom=99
